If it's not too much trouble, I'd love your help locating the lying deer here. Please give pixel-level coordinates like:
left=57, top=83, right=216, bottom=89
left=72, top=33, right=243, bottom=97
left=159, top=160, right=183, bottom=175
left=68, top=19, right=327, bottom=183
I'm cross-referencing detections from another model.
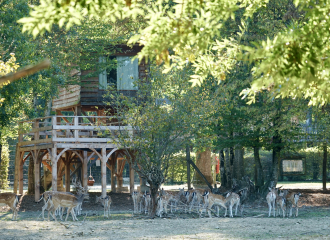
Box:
left=0, top=193, right=19, bottom=220
left=95, top=195, right=112, bottom=218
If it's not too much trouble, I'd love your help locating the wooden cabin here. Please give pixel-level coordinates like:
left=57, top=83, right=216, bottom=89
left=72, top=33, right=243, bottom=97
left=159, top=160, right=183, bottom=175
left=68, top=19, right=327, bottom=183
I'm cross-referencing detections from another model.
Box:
left=53, top=44, right=147, bottom=113
left=14, top=44, right=148, bottom=201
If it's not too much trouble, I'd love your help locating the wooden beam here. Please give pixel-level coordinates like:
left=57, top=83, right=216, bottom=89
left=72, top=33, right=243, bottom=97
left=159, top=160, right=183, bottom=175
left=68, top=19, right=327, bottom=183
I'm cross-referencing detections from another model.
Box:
left=70, top=163, right=82, bottom=178
left=56, top=111, right=70, bottom=124
left=106, top=162, right=112, bottom=171
left=41, top=160, right=52, bottom=172
left=0, top=59, right=51, bottom=86
left=187, top=159, right=213, bottom=191
left=22, top=152, right=32, bottom=163
left=19, top=143, right=53, bottom=151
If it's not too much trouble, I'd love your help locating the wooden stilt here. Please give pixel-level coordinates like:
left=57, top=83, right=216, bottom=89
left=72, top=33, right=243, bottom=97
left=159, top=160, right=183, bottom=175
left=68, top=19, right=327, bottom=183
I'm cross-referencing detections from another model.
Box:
left=129, top=163, right=135, bottom=193
left=111, top=154, right=116, bottom=193
left=34, top=151, right=40, bottom=202
left=19, top=155, right=24, bottom=195
left=51, top=146, right=57, bottom=191
left=82, top=151, right=88, bottom=188
left=57, top=158, right=64, bottom=191
left=13, top=144, right=20, bottom=194
left=65, top=159, right=71, bottom=192
left=101, top=147, right=107, bottom=197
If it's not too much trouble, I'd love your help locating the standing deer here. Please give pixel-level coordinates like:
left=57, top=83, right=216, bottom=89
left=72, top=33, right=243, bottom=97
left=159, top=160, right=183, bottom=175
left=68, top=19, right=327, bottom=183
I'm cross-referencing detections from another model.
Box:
left=266, top=187, right=281, bottom=217
left=0, top=193, right=18, bottom=220
left=286, top=192, right=301, bottom=217
left=225, top=192, right=240, bottom=218
left=201, top=191, right=228, bottom=218
left=185, top=189, right=205, bottom=214
left=95, top=195, right=112, bottom=218
left=132, top=191, right=143, bottom=213
left=47, top=192, right=85, bottom=221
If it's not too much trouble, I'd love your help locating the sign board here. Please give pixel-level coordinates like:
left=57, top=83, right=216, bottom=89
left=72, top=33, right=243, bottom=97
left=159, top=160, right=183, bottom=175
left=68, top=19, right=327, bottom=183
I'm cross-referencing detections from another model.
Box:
left=281, top=159, right=305, bottom=175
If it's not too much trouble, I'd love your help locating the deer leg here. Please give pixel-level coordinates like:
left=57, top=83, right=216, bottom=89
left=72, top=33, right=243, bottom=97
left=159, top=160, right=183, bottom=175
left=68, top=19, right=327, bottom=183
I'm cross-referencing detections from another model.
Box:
left=235, top=200, right=239, bottom=216
left=65, top=207, right=72, bottom=221
left=229, top=204, right=233, bottom=218
left=295, top=205, right=298, bottom=217
left=267, top=202, right=271, bottom=217
left=72, top=208, right=78, bottom=221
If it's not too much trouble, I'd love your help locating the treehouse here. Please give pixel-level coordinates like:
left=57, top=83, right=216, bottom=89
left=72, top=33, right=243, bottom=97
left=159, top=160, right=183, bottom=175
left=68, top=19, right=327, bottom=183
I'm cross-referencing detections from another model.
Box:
left=14, top=44, right=148, bottom=201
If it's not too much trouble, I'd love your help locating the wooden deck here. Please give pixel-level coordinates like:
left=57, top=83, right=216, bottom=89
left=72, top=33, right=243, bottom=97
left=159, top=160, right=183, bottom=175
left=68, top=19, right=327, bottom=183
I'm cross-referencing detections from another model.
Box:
left=18, top=115, right=133, bottom=149
left=14, top=116, right=135, bottom=202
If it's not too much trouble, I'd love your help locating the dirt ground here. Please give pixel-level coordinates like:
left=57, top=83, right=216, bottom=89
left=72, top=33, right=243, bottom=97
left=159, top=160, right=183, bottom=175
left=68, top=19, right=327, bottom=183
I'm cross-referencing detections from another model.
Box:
left=0, top=189, right=329, bottom=239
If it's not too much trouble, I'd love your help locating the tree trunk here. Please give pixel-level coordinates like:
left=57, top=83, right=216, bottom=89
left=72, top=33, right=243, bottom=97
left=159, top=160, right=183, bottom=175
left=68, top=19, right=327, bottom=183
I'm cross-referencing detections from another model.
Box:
left=0, top=131, right=2, bottom=166
left=270, top=135, right=281, bottom=187
left=224, top=148, right=232, bottom=188
left=254, top=146, right=264, bottom=192
left=323, top=141, right=327, bottom=191
left=28, top=157, right=35, bottom=194
left=234, top=146, right=244, bottom=180
left=186, top=146, right=191, bottom=189
left=219, top=149, right=226, bottom=187
left=195, top=149, right=213, bottom=186
left=0, top=143, right=2, bottom=167
left=149, top=182, right=159, bottom=218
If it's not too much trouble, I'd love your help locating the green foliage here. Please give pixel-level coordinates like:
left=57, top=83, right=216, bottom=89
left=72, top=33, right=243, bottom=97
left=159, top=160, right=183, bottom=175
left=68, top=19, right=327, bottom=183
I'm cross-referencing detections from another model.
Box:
left=242, top=0, right=330, bottom=106
left=166, top=152, right=195, bottom=184
left=0, top=143, right=9, bottom=190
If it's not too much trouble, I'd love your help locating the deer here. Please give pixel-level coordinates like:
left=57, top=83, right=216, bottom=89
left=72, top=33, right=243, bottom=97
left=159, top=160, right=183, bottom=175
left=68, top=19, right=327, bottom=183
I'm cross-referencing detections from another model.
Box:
left=132, top=191, right=144, bottom=214
left=143, top=191, right=151, bottom=215
left=225, top=191, right=240, bottom=218
left=39, top=191, right=84, bottom=220
left=185, top=189, right=205, bottom=214
left=200, top=191, right=228, bottom=218
left=236, top=188, right=248, bottom=216
left=285, top=192, right=301, bottom=217
left=0, top=193, right=19, bottom=220
left=46, top=192, right=85, bottom=221
left=95, top=195, right=112, bottom=218
left=266, top=186, right=282, bottom=217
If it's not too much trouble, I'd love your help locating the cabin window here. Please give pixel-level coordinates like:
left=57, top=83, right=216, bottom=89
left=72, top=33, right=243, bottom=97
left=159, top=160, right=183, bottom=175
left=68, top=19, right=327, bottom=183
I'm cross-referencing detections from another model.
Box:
left=99, top=56, right=139, bottom=90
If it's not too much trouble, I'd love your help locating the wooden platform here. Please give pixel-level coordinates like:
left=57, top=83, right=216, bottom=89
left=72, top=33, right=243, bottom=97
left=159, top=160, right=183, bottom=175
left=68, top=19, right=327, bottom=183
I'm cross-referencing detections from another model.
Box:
left=14, top=115, right=135, bottom=201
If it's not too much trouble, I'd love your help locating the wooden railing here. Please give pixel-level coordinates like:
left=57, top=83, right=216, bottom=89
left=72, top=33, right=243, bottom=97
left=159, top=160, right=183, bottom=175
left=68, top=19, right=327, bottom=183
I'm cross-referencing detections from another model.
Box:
left=18, top=116, right=132, bottom=147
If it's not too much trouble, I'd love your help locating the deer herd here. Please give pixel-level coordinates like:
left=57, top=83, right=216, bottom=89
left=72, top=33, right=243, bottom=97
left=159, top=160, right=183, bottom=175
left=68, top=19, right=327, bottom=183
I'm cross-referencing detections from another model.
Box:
left=0, top=181, right=302, bottom=221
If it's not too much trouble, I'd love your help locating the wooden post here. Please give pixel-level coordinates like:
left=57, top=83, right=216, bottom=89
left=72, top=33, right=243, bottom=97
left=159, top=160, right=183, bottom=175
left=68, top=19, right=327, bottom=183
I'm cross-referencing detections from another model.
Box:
left=186, top=145, right=191, bottom=190
left=19, top=155, right=24, bottom=195
left=82, top=151, right=88, bottom=188
left=51, top=146, right=57, bottom=191
left=101, top=147, right=107, bottom=197
left=129, top=163, right=135, bottom=193
left=43, top=163, right=47, bottom=192
left=323, top=141, right=327, bottom=191
left=74, top=116, right=79, bottom=141
left=14, top=144, right=20, bottom=194
left=34, top=152, right=40, bottom=202
left=111, top=154, right=116, bottom=193
left=117, top=158, right=124, bottom=192
left=65, top=160, right=71, bottom=192
left=34, top=119, right=40, bottom=141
